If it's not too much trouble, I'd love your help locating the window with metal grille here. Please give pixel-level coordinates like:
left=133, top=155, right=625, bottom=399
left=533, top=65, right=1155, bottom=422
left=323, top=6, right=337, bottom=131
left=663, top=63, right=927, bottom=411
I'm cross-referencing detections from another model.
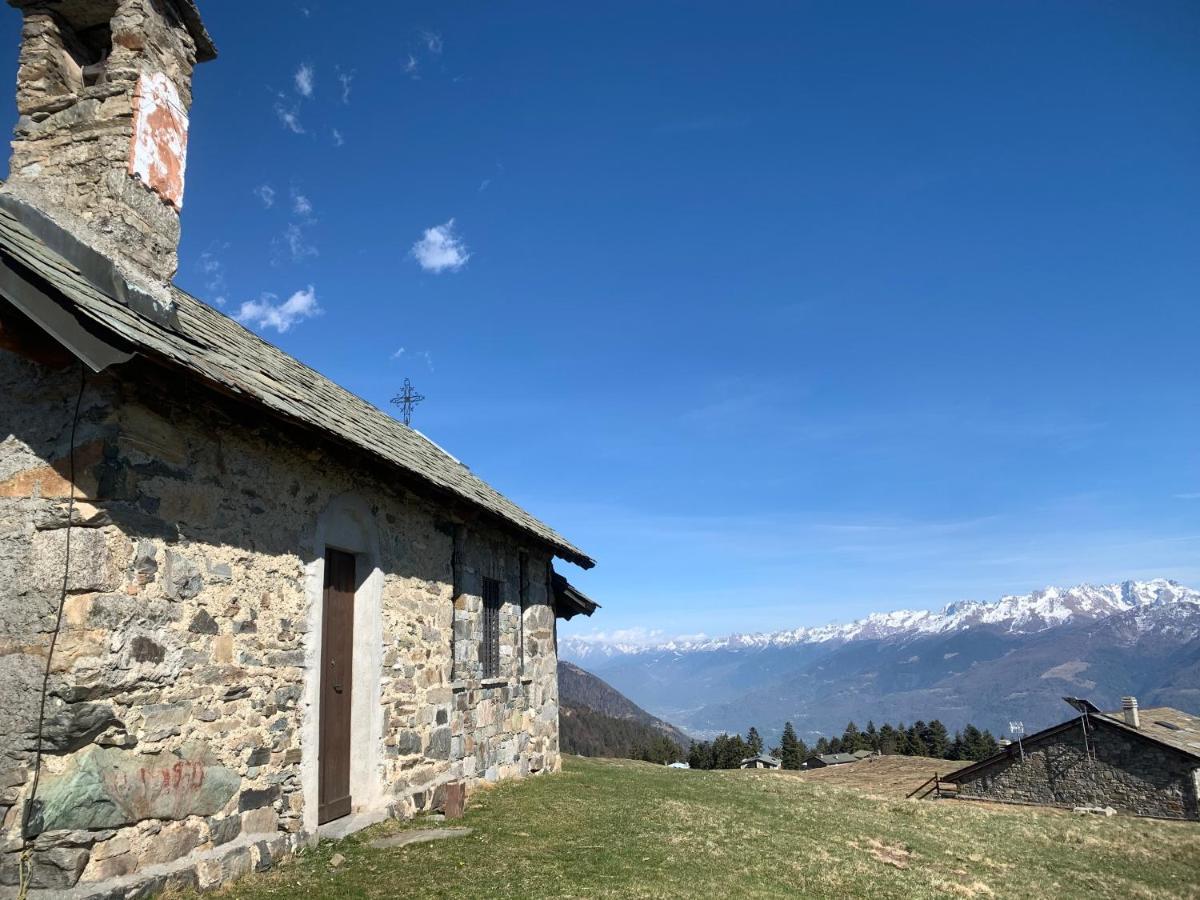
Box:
left=518, top=554, right=529, bottom=675
left=481, top=577, right=503, bottom=679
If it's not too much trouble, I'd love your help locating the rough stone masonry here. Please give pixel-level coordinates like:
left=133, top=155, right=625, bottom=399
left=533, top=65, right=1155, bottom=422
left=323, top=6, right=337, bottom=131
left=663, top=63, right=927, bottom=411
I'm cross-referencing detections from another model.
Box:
left=1, top=353, right=566, bottom=894
left=954, top=717, right=1200, bottom=820
left=0, top=1, right=591, bottom=895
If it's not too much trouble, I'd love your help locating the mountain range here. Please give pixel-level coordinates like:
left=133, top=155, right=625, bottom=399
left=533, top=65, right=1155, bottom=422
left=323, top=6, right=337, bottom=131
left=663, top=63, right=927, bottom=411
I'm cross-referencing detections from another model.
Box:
left=559, top=579, right=1200, bottom=743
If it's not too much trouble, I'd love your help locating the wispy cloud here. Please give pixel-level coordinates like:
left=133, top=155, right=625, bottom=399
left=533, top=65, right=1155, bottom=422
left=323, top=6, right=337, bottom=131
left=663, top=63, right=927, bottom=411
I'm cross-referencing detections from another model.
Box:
left=404, top=54, right=420, bottom=79
left=1176, top=492, right=1200, bottom=500
left=291, top=190, right=314, bottom=217
left=420, top=30, right=444, bottom=55
left=294, top=63, right=315, bottom=98
left=411, top=219, right=470, bottom=273
left=197, top=242, right=230, bottom=307
left=332, top=128, right=345, bottom=148
left=254, top=184, right=276, bottom=208
left=392, top=347, right=436, bottom=372
left=280, top=222, right=318, bottom=262
left=336, top=67, right=354, bottom=104
left=274, top=95, right=304, bottom=134
left=236, top=286, right=321, bottom=333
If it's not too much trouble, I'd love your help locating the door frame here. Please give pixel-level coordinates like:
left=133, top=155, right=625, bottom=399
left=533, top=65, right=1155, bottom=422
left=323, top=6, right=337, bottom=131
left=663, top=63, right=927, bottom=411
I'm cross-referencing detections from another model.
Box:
left=301, top=493, right=385, bottom=837
left=318, top=546, right=356, bottom=824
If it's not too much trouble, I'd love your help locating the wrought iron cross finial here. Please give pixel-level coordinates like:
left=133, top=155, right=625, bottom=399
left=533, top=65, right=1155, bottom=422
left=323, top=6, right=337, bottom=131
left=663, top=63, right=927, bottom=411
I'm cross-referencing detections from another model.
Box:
left=391, top=378, right=425, bottom=426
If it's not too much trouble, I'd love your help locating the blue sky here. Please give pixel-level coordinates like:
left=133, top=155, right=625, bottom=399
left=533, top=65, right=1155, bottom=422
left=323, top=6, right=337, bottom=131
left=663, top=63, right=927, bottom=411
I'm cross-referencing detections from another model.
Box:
left=5, top=2, right=1198, bottom=641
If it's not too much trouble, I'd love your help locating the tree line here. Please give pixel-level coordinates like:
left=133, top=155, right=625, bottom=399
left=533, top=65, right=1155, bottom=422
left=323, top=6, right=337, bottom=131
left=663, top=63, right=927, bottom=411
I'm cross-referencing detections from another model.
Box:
left=688, top=720, right=1000, bottom=770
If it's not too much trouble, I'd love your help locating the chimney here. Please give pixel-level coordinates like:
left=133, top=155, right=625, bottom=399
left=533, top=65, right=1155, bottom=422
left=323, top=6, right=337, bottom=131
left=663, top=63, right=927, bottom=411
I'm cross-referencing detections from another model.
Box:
left=1, top=0, right=215, bottom=290
left=1122, top=696, right=1140, bottom=729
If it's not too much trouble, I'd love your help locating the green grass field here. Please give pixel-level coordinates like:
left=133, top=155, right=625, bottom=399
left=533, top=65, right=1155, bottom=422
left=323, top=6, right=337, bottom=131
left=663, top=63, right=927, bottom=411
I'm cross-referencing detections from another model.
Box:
left=190, top=756, right=1200, bottom=899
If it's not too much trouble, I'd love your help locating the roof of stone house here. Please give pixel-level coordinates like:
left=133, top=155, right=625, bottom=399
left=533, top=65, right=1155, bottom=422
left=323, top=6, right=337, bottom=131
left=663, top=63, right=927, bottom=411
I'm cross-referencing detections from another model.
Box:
left=0, top=201, right=595, bottom=569
left=947, top=704, right=1200, bottom=783
left=552, top=572, right=601, bottom=620
left=1094, top=706, right=1200, bottom=759
left=809, top=753, right=860, bottom=765
left=741, top=755, right=781, bottom=767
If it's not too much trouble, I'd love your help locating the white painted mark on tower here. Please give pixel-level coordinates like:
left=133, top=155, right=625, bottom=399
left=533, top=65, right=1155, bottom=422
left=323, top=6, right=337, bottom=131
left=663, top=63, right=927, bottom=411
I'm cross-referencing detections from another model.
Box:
left=129, top=72, right=189, bottom=210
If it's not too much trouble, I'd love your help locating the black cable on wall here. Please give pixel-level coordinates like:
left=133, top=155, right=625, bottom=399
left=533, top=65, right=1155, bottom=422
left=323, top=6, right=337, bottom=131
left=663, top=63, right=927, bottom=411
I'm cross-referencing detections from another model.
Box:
left=21, top=361, right=86, bottom=849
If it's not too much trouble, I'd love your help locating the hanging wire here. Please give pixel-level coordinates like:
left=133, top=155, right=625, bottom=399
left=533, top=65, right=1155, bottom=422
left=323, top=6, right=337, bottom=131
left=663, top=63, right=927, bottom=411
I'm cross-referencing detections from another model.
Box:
left=18, top=362, right=86, bottom=898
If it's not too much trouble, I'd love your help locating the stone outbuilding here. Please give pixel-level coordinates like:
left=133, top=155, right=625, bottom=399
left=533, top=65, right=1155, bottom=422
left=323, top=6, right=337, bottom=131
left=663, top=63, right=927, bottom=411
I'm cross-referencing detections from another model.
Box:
left=800, top=753, right=860, bottom=769
left=0, top=1, right=597, bottom=894
left=946, top=697, right=1200, bottom=820
left=739, top=755, right=781, bottom=770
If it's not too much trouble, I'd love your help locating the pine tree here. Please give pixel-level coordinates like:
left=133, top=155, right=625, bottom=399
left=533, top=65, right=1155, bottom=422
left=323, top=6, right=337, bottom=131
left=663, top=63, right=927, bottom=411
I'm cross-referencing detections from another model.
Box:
left=688, top=741, right=713, bottom=770
left=780, top=722, right=803, bottom=770
left=978, top=729, right=999, bottom=759
left=842, top=721, right=863, bottom=752
left=814, top=736, right=830, bottom=755
left=865, top=720, right=879, bottom=752
left=878, top=723, right=898, bottom=755
left=908, top=721, right=926, bottom=757
left=925, top=720, right=950, bottom=759
left=746, top=727, right=764, bottom=757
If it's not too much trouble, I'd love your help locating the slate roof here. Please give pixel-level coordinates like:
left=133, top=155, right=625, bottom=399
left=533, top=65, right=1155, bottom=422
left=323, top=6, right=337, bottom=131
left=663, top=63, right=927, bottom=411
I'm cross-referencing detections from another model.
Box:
left=552, top=572, right=601, bottom=620
left=0, top=202, right=594, bottom=568
left=808, top=753, right=860, bottom=766
left=740, top=755, right=782, bottom=768
left=1095, top=706, right=1200, bottom=759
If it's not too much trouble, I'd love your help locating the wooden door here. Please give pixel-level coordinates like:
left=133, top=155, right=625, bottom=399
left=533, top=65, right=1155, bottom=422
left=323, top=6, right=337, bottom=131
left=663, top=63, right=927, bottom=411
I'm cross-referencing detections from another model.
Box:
left=318, top=548, right=356, bottom=824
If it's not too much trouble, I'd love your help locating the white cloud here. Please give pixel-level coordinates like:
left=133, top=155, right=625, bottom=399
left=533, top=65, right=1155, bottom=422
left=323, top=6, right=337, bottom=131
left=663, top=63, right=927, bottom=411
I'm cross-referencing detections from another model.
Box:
left=197, top=242, right=230, bottom=307
left=337, top=67, right=354, bottom=104
left=281, top=222, right=318, bottom=262
left=332, top=128, right=345, bottom=147
left=236, top=286, right=321, bottom=333
left=292, top=190, right=314, bottom=217
left=420, top=30, right=444, bottom=55
left=404, top=54, right=420, bottom=79
left=294, top=63, right=314, bottom=98
left=275, top=98, right=304, bottom=134
left=392, top=347, right=436, bottom=372
left=478, top=178, right=491, bottom=192
left=411, top=219, right=470, bottom=273
left=254, top=184, right=276, bottom=208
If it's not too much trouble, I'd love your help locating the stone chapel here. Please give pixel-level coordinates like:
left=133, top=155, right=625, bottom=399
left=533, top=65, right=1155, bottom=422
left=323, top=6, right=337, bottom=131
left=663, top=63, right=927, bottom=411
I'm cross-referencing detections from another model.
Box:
left=0, top=2, right=597, bottom=894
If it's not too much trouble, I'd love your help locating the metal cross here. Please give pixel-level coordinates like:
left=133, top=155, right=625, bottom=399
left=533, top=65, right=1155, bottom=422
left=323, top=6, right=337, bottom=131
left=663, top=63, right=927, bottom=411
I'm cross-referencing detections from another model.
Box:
left=391, top=378, right=426, bottom=426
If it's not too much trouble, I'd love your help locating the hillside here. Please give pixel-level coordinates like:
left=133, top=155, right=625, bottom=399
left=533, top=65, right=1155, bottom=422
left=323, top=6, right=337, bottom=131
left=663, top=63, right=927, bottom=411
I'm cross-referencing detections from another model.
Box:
left=199, top=756, right=1200, bottom=900
left=561, top=580, right=1200, bottom=741
left=558, top=664, right=691, bottom=762
left=558, top=660, right=693, bottom=750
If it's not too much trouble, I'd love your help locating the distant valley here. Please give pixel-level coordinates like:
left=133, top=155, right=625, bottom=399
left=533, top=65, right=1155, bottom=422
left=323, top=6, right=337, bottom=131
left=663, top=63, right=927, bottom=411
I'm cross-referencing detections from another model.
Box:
left=559, top=579, right=1200, bottom=743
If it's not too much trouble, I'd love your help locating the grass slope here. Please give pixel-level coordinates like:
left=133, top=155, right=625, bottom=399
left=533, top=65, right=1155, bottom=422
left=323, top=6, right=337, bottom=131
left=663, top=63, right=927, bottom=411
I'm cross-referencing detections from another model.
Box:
left=195, top=757, right=1200, bottom=900
left=793, top=755, right=968, bottom=797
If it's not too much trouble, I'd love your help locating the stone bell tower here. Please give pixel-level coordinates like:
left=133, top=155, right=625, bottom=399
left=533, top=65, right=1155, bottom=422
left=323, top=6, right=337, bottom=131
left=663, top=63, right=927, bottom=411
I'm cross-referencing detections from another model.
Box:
left=1, top=0, right=215, bottom=286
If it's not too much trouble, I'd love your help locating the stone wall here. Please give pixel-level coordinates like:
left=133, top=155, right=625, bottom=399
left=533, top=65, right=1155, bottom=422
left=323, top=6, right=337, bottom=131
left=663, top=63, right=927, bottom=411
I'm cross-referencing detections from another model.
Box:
left=955, top=718, right=1200, bottom=820
left=3, top=0, right=205, bottom=283
left=0, top=346, right=565, bottom=893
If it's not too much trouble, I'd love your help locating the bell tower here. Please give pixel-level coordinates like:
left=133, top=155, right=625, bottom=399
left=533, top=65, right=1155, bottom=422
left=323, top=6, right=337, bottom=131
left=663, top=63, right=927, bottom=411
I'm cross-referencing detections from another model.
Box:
left=1, top=0, right=215, bottom=285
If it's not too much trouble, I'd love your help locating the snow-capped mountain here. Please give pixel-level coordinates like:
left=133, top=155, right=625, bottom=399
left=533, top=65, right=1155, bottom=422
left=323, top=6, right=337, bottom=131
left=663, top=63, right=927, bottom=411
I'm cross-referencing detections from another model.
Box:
left=561, top=580, right=1200, bottom=741
left=560, top=580, right=1199, bottom=660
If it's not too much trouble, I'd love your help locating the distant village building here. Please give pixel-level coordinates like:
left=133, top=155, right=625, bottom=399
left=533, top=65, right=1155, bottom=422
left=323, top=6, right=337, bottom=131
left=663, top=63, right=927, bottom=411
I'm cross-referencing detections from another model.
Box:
left=0, top=1, right=597, bottom=893
left=801, top=753, right=862, bottom=769
left=740, top=755, right=782, bottom=770
left=667, top=762, right=691, bottom=770
left=946, top=698, right=1200, bottom=820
